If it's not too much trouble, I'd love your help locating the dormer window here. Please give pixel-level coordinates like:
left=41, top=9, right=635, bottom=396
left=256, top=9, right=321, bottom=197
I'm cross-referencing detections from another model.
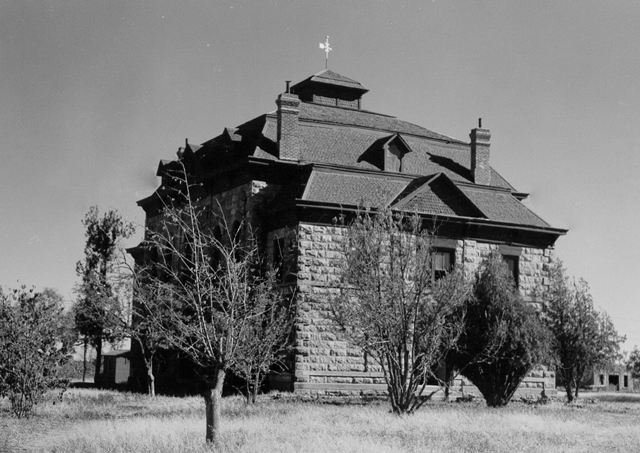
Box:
left=383, top=134, right=411, bottom=173
left=385, top=141, right=403, bottom=172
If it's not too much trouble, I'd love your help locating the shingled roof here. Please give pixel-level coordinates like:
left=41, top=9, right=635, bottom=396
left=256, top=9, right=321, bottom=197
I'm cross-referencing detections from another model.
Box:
left=302, top=167, right=411, bottom=207
left=300, top=168, right=553, bottom=229
left=298, top=103, right=464, bottom=143
left=292, top=69, right=369, bottom=93
left=153, top=70, right=562, bottom=234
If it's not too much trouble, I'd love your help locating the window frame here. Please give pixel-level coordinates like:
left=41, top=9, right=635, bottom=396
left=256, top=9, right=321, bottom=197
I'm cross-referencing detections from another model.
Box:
left=499, top=245, right=522, bottom=288
left=430, top=238, right=457, bottom=283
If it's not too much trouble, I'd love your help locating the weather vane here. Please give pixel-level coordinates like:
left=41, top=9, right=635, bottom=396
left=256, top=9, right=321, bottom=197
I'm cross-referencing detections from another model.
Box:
left=319, top=36, right=332, bottom=69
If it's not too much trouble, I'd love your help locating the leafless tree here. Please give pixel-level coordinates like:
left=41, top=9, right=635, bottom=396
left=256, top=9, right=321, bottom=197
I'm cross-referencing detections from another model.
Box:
left=112, top=263, right=172, bottom=398
left=230, top=273, right=294, bottom=404
left=136, top=167, right=294, bottom=445
left=331, top=208, right=469, bottom=414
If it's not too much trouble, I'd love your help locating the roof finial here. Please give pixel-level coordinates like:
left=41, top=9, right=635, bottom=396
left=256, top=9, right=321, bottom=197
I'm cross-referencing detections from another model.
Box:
left=319, top=36, right=332, bottom=69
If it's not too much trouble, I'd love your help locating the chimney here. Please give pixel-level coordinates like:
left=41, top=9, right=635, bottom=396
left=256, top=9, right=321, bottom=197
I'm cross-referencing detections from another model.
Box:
left=470, top=119, right=491, bottom=185
left=276, top=88, right=301, bottom=161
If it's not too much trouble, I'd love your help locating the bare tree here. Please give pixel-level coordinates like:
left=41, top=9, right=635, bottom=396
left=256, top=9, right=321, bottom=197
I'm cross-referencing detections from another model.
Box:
left=115, top=265, right=172, bottom=397
left=136, top=167, right=294, bottom=445
left=230, top=273, right=294, bottom=404
left=331, top=208, right=469, bottom=414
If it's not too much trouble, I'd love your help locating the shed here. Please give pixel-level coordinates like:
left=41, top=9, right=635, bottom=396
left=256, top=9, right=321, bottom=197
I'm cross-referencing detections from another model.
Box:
left=102, top=349, right=131, bottom=387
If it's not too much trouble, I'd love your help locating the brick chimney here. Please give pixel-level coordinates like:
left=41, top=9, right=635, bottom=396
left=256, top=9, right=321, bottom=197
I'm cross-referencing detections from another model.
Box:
left=470, top=119, right=491, bottom=185
left=276, top=89, right=301, bottom=161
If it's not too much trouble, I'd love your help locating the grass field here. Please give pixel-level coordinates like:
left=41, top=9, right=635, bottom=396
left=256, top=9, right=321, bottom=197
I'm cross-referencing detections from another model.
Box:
left=2, top=389, right=640, bottom=452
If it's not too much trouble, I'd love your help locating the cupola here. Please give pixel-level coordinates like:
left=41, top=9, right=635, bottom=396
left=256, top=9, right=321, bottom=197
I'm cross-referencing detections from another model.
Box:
left=290, top=69, right=368, bottom=110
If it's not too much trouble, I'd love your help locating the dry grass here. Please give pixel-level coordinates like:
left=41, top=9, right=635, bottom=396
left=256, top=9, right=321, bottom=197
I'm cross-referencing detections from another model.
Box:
left=3, top=389, right=640, bottom=452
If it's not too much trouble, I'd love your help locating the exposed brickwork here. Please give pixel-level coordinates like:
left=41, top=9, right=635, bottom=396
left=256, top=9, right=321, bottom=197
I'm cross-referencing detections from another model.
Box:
left=337, top=98, right=359, bottom=109
left=276, top=93, right=301, bottom=161
left=470, top=127, right=491, bottom=185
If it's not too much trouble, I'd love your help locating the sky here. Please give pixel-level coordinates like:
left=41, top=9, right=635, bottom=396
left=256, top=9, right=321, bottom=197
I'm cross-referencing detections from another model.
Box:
left=1, top=1, right=639, bottom=349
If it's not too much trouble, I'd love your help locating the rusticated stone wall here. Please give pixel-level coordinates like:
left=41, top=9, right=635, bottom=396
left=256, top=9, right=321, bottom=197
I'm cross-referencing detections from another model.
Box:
left=291, top=222, right=556, bottom=397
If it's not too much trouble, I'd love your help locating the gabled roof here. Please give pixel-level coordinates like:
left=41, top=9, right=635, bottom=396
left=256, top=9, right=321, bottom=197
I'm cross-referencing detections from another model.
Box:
left=300, top=168, right=553, bottom=230
left=392, top=174, right=484, bottom=217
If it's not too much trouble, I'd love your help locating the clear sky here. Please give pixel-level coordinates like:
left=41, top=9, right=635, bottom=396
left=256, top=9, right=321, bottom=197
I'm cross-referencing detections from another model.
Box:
left=1, top=1, right=639, bottom=349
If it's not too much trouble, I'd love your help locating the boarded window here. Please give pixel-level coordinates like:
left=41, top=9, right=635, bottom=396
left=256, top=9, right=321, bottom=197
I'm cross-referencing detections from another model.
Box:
left=385, top=142, right=403, bottom=172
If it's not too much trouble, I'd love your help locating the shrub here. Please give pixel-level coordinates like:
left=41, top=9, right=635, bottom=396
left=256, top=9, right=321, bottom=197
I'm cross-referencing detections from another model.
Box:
left=449, top=253, right=549, bottom=407
left=0, top=287, right=73, bottom=417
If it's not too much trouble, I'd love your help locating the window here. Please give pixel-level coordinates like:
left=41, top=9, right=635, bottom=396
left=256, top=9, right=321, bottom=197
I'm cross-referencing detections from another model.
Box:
left=502, top=255, right=519, bottom=287
left=210, top=225, right=223, bottom=269
left=273, top=237, right=286, bottom=282
left=432, top=249, right=454, bottom=282
left=273, top=236, right=295, bottom=283
left=500, top=245, right=521, bottom=288
left=382, top=135, right=411, bottom=173
left=624, top=375, right=629, bottom=388
left=385, top=142, right=403, bottom=172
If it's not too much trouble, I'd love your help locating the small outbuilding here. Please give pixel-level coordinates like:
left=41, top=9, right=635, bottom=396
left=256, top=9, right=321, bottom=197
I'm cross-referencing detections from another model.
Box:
left=584, top=365, right=632, bottom=392
left=102, top=349, right=131, bottom=388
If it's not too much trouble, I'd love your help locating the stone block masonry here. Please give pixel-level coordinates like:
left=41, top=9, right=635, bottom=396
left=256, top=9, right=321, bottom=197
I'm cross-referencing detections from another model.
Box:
left=292, top=223, right=556, bottom=396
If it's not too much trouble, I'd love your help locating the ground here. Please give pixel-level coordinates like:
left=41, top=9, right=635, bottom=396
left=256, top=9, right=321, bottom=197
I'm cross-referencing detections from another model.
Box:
left=2, top=389, right=640, bottom=452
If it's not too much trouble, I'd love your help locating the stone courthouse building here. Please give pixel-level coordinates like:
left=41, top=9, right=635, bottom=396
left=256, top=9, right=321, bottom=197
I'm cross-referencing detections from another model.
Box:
left=132, top=69, right=566, bottom=396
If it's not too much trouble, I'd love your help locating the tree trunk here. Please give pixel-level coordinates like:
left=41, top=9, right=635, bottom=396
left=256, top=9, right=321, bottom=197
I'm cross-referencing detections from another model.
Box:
left=144, top=354, right=156, bottom=397
left=251, top=374, right=259, bottom=404
left=94, top=338, right=102, bottom=387
left=565, top=380, right=574, bottom=403
left=245, top=381, right=251, bottom=405
left=203, top=368, right=226, bottom=445
left=147, top=370, right=155, bottom=397
left=443, top=364, right=454, bottom=401
left=82, top=338, right=88, bottom=383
